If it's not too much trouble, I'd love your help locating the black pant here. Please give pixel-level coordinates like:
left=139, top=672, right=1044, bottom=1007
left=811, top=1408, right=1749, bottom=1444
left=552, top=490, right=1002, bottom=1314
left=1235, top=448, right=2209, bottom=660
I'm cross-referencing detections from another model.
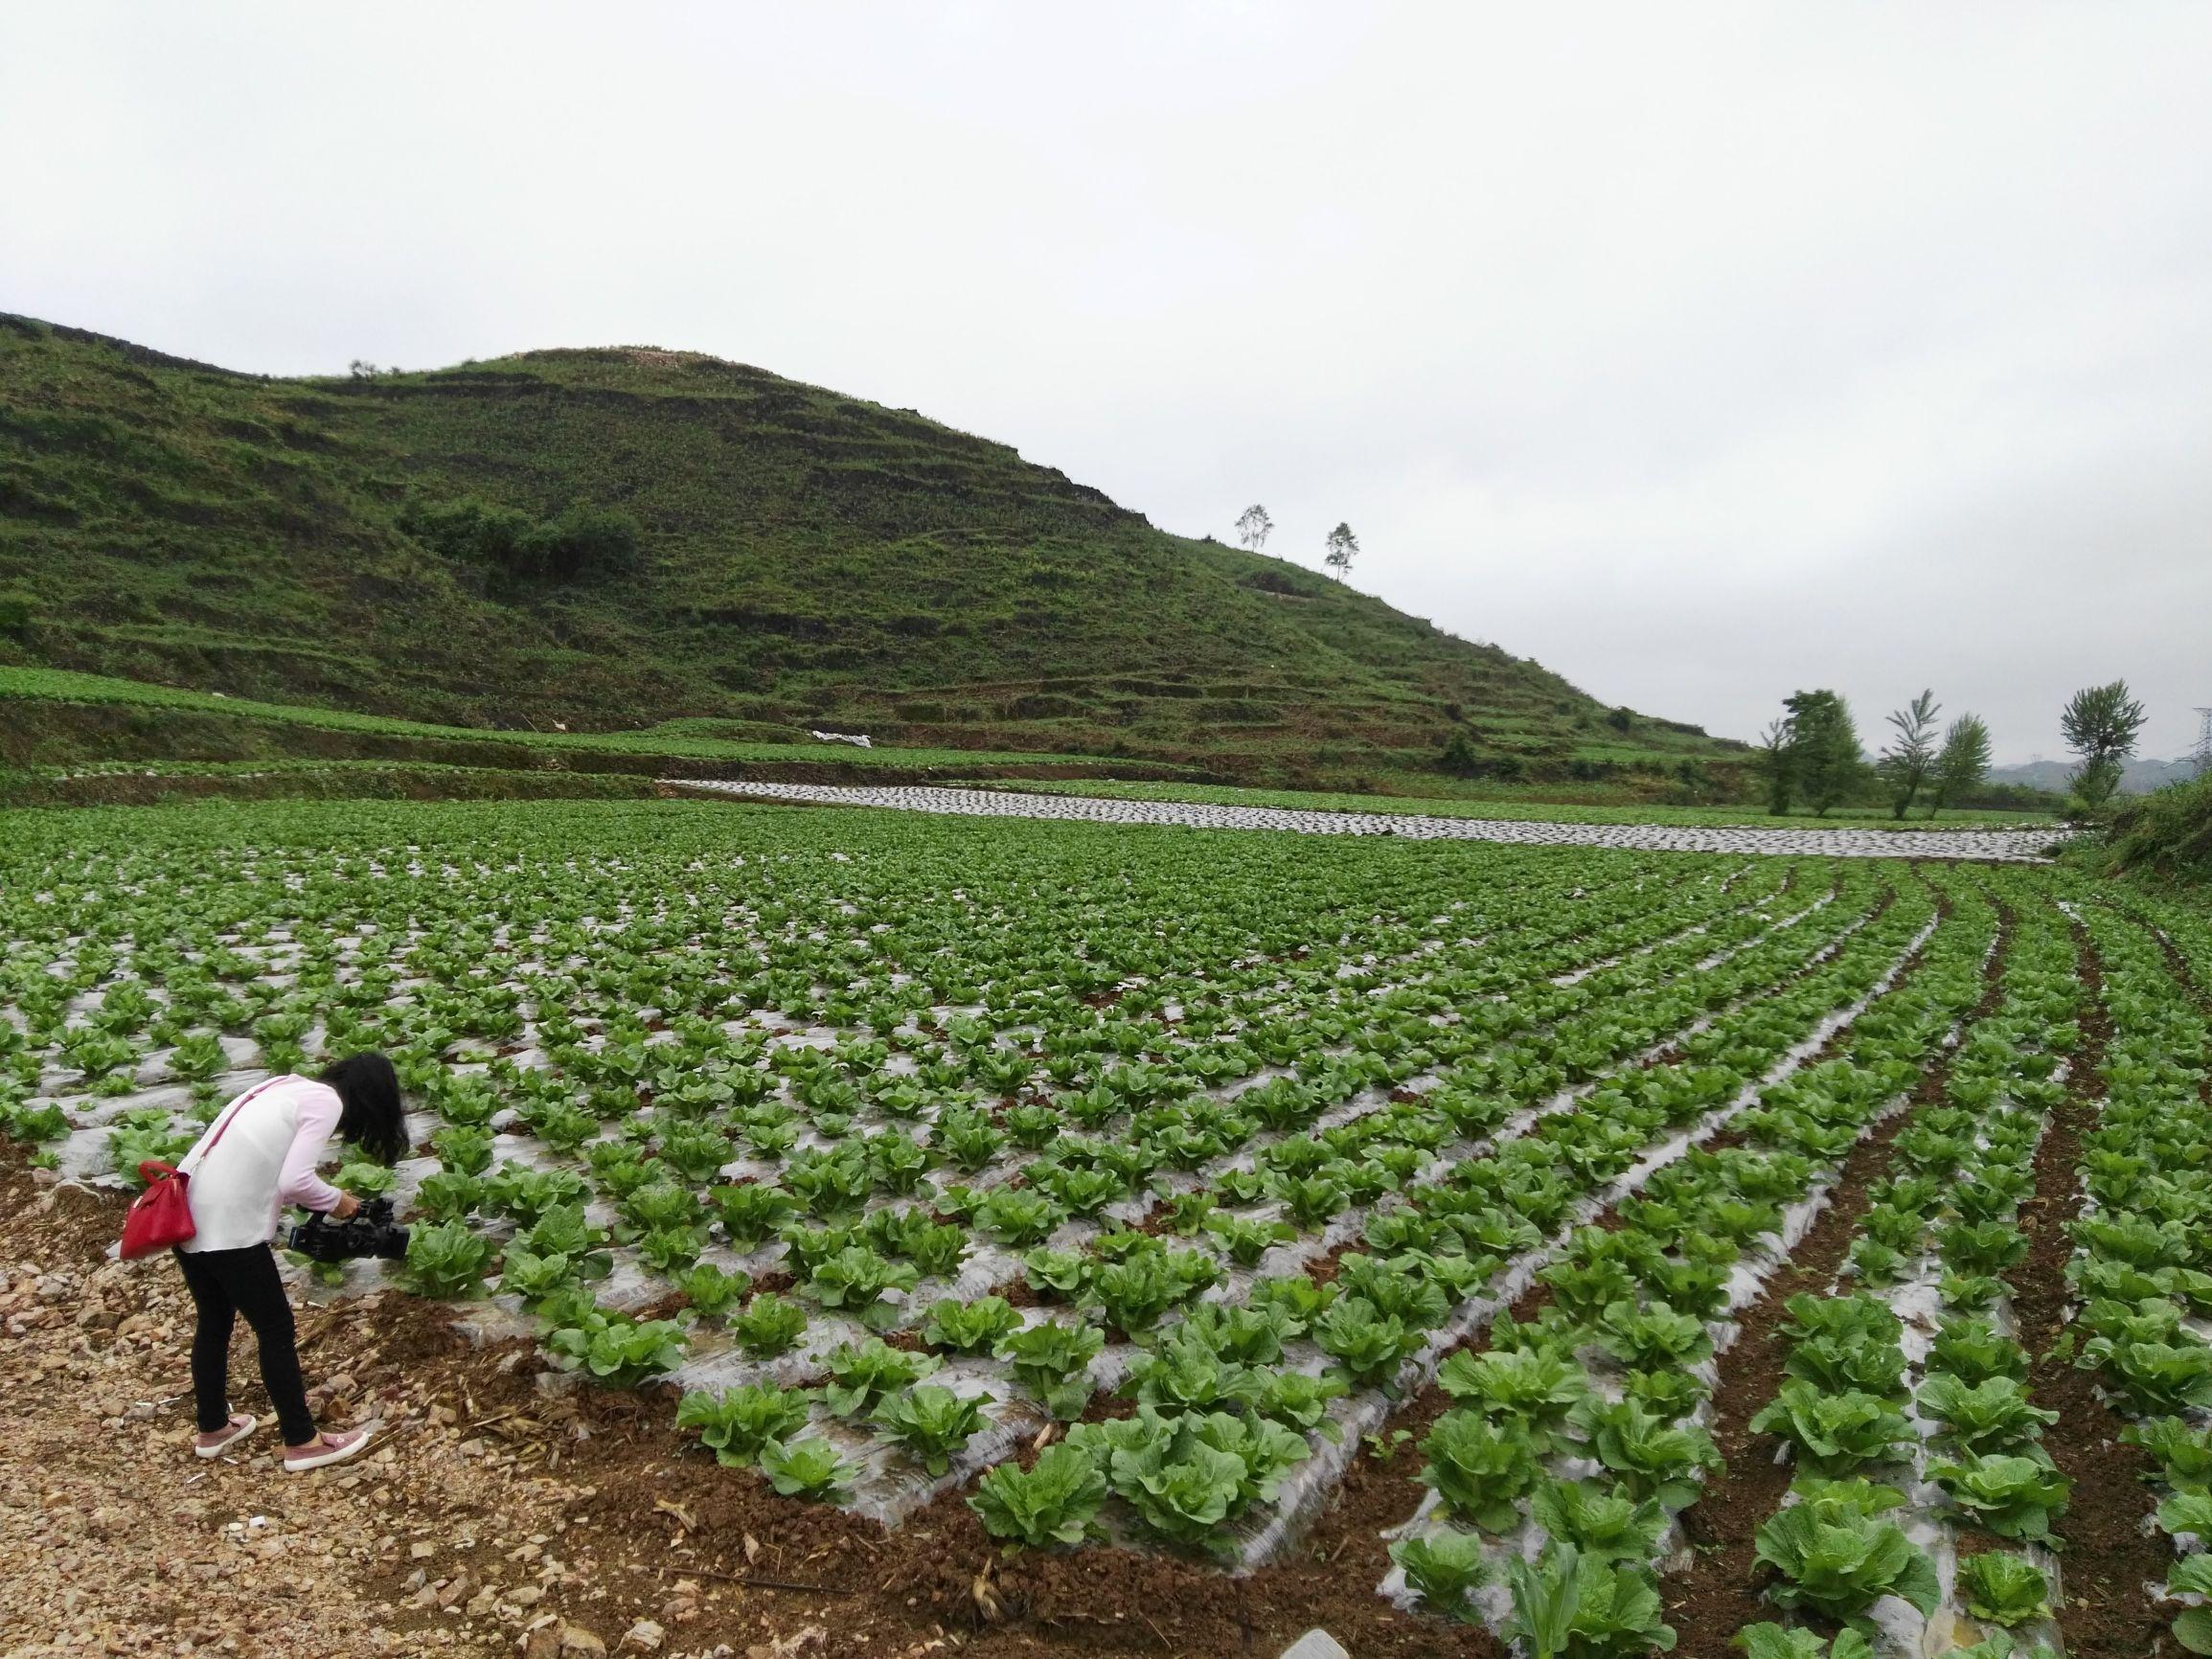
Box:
left=174, top=1243, right=317, bottom=1447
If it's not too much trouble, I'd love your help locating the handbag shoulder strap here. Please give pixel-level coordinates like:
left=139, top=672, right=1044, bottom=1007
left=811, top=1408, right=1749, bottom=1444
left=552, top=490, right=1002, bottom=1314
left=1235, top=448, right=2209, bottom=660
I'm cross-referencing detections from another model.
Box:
left=180, top=1075, right=289, bottom=1173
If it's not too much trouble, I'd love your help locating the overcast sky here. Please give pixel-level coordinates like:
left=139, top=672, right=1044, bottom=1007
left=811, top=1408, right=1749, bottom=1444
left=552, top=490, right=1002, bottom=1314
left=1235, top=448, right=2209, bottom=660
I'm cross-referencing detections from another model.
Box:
left=7, top=3, right=2207, bottom=761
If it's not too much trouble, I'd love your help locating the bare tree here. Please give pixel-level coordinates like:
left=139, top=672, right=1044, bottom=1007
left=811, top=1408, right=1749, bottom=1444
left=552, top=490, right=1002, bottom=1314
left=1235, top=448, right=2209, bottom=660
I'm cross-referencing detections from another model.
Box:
left=1878, top=689, right=1942, bottom=819
left=1324, top=522, right=1358, bottom=580
left=1234, top=504, right=1273, bottom=553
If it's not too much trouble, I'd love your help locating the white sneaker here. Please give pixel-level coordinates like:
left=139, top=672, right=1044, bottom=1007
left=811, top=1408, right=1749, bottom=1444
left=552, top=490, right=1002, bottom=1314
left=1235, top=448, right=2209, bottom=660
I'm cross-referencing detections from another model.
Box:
left=284, top=1423, right=377, bottom=1472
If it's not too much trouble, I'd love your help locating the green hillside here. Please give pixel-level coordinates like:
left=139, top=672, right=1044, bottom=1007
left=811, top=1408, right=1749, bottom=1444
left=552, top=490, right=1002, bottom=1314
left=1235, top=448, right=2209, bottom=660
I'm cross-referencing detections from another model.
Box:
left=0, top=314, right=1743, bottom=790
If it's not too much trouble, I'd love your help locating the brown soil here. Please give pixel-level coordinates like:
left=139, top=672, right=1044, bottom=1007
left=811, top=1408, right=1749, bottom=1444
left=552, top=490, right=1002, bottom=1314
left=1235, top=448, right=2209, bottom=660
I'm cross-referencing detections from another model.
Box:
left=1662, top=889, right=1986, bottom=1651
left=2009, top=927, right=2171, bottom=1659
left=1661, top=1063, right=1941, bottom=1646
left=0, top=1152, right=1496, bottom=1659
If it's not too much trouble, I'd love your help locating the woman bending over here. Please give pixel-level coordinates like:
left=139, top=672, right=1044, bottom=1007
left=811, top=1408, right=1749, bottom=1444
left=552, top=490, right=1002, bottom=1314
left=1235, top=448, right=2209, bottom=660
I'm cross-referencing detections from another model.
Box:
left=175, top=1054, right=405, bottom=1472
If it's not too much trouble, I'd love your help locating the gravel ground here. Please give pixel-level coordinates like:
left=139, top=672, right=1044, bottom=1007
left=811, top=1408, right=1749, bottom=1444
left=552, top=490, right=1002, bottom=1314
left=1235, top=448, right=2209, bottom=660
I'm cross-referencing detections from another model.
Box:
left=667, top=782, right=2068, bottom=863
left=0, top=1166, right=880, bottom=1659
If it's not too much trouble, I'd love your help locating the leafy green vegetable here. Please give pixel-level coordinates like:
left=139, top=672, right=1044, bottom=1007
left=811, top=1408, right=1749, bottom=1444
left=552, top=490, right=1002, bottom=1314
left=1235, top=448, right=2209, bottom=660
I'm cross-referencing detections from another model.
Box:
left=872, top=1384, right=992, bottom=1475
left=728, top=1291, right=810, bottom=1357
left=1783, top=1331, right=1908, bottom=1398
left=1956, top=1550, right=2052, bottom=1626
left=1502, top=1539, right=1580, bottom=1659
left=1927, top=1453, right=2070, bottom=1544
left=1066, top=1407, right=1309, bottom=1553
left=1752, top=1490, right=1939, bottom=1619
left=1087, top=1250, right=1217, bottom=1334
left=1313, top=1297, right=1419, bottom=1388
left=403, top=1218, right=494, bottom=1298
left=2124, top=1416, right=2212, bottom=1491
left=1389, top=1527, right=1487, bottom=1623
left=760, top=1435, right=855, bottom=1501
left=1917, top=1374, right=2057, bottom=1457
left=922, top=1294, right=1022, bottom=1354
left=414, top=1169, right=484, bottom=1221
left=673, top=1261, right=752, bottom=1318
left=1557, top=1553, right=1676, bottom=1656
left=1750, top=1381, right=1914, bottom=1476
left=2169, top=1556, right=2212, bottom=1655
left=545, top=1307, right=686, bottom=1386
left=1529, top=1478, right=1667, bottom=1564
left=806, top=1245, right=920, bottom=1329
left=1122, top=1331, right=1263, bottom=1415
left=1246, top=1274, right=1336, bottom=1335
left=1437, top=1348, right=1588, bottom=1445
left=2156, top=1489, right=2212, bottom=1541
left=497, top=1244, right=577, bottom=1303
left=973, top=1186, right=1064, bottom=1246
left=508, top=1205, right=605, bottom=1281
left=1021, top=1246, right=1091, bottom=1299
left=709, top=1181, right=798, bottom=1246
left=821, top=1337, right=938, bottom=1418
left=969, top=1443, right=1106, bottom=1549
left=1569, top=1397, right=1722, bottom=1510
left=674, top=1383, right=811, bottom=1466
left=1734, top=1626, right=1875, bottom=1659
left=2080, top=1337, right=2212, bottom=1415
left=1930, top=1315, right=2030, bottom=1385
left=996, top=1319, right=1105, bottom=1420
left=1596, top=1298, right=1713, bottom=1372
left=1417, top=1410, right=1543, bottom=1533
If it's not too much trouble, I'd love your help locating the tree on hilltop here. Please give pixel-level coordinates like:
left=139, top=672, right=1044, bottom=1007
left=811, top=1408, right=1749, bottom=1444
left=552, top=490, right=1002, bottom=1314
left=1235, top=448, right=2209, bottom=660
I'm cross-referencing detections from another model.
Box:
left=1235, top=504, right=1273, bottom=553
left=1324, top=522, right=1358, bottom=581
left=2061, top=679, right=2147, bottom=808
left=1878, top=689, right=1942, bottom=819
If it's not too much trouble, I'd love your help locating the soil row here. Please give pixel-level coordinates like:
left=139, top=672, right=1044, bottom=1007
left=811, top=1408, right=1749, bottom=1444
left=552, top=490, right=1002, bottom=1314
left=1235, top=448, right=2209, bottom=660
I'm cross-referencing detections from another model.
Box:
left=1656, top=887, right=2005, bottom=1651
left=2010, top=918, right=2178, bottom=1657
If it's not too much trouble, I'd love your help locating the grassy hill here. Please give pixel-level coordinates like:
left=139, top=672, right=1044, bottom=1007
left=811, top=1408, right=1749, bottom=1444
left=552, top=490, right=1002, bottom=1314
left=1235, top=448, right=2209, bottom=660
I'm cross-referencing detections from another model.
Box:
left=0, top=314, right=1744, bottom=792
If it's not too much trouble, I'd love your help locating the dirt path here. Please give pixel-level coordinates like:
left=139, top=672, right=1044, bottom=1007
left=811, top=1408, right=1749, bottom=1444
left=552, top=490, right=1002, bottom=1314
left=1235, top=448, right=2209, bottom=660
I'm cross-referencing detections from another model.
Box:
left=0, top=1163, right=859, bottom=1659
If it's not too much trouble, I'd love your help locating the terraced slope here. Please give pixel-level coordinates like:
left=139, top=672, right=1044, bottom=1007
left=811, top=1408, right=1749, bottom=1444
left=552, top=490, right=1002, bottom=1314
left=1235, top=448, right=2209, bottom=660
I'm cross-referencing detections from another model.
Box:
left=0, top=314, right=1743, bottom=788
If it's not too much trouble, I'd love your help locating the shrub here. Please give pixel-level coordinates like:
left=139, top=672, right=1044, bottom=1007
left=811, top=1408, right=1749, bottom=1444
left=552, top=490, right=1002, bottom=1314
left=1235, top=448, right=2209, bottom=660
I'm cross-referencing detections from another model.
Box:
left=400, top=494, right=641, bottom=583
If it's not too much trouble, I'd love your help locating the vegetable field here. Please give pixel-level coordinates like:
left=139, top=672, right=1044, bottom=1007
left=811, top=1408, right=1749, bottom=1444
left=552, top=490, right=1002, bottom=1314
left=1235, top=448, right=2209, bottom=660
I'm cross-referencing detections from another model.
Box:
left=4, top=798, right=2209, bottom=1658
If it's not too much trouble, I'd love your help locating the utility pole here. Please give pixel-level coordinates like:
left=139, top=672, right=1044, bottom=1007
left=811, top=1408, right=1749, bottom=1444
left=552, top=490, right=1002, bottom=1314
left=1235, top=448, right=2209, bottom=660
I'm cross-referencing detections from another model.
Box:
left=2193, top=707, right=2212, bottom=777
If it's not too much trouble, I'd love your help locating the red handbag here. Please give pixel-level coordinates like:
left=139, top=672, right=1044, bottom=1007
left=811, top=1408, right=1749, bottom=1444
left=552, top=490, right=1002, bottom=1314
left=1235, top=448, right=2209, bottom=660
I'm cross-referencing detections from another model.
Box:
left=118, top=1079, right=277, bottom=1260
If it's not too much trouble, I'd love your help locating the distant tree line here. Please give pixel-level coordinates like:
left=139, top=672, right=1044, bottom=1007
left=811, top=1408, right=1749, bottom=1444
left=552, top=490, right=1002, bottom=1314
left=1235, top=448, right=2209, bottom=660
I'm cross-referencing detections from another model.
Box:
left=1756, top=677, right=2151, bottom=818
left=1756, top=689, right=1990, bottom=818
left=400, top=494, right=642, bottom=584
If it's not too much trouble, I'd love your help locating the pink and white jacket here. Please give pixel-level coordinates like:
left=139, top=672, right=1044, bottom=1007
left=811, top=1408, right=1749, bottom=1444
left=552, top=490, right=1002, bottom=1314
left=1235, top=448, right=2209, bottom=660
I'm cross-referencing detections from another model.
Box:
left=178, top=1075, right=348, bottom=1252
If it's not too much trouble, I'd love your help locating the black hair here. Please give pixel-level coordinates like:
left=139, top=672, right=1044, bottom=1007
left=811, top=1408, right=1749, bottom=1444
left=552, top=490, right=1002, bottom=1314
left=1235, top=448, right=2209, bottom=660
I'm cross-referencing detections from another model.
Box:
left=321, top=1052, right=408, bottom=1166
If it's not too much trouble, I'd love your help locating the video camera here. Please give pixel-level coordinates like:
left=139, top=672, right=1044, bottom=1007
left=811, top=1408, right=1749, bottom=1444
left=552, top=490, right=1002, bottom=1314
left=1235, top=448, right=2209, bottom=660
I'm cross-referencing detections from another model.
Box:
left=288, top=1195, right=411, bottom=1263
